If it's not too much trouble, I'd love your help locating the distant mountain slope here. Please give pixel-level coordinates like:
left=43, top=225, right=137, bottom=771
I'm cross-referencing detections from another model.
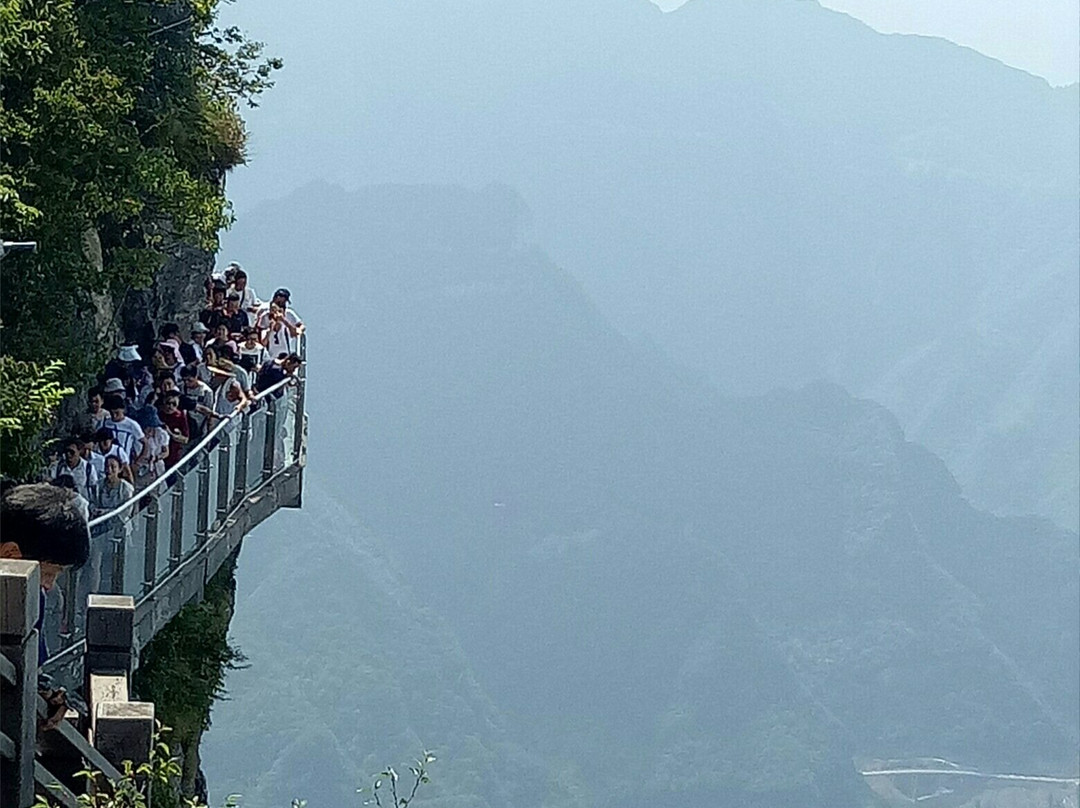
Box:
left=202, top=487, right=579, bottom=808
left=206, top=184, right=1078, bottom=807
left=225, top=0, right=1080, bottom=530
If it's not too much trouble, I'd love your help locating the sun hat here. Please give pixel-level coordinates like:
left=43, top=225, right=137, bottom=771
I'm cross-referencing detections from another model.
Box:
left=191, top=321, right=210, bottom=334
left=103, top=377, right=126, bottom=394
left=118, top=345, right=141, bottom=362
left=136, top=407, right=163, bottom=429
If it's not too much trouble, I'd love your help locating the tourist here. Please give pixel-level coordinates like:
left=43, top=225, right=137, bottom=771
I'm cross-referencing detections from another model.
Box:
left=256, top=288, right=304, bottom=338
left=199, top=279, right=228, bottom=330
left=231, top=268, right=261, bottom=326
left=158, top=392, right=190, bottom=469
left=94, top=427, right=133, bottom=485
left=209, top=367, right=248, bottom=435
left=238, top=326, right=269, bottom=373
left=104, top=395, right=147, bottom=471
left=135, top=406, right=169, bottom=480
left=49, top=437, right=99, bottom=501
left=255, top=352, right=302, bottom=398
left=154, top=339, right=183, bottom=382
left=81, top=386, right=108, bottom=434
left=101, top=345, right=142, bottom=391
left=180, top=364, right=216, bottom=437
left=81, top=431, right=106, bottom=480
left=224, top=292, right=248, bottom=337
left=262, top=302, right=299, bottom=357
left=91, top=454, right=134, bottom=594
left=179, top=321, right=207, bottom=366
left=102, top=376, right=132, bottom=409
left=159, top=322, right=181, bottom=344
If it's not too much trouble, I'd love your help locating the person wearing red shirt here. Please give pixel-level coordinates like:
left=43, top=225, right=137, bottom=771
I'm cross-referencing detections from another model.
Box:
left=158, top=392, right=190, bottom=469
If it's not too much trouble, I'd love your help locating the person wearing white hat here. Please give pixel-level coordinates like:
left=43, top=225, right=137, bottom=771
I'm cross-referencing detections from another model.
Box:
left=102, top=377, right=126, bottom=395
left=102, top=345, right=142, bottom=391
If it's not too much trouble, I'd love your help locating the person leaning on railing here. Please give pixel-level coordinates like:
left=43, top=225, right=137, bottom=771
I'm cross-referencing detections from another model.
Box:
left=254, top=352, right=302, bottom=398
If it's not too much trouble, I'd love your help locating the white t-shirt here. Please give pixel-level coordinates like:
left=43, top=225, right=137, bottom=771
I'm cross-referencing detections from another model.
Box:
left=184, top=380, right=215, bottom=431
left=239, top=342, right=268, bottom=367
left=139, top=428, right=169, bottom=479
left=214, top=379, right=244, bottom=434
left=88, top=450, right=106, bottom=478
left=52, top=457, right=99, bottom=501
left=263, top=319, right=295, bottom=358
left=107, top=417, right=144, bottom=460
left=101, top=442, right=131, bottom=468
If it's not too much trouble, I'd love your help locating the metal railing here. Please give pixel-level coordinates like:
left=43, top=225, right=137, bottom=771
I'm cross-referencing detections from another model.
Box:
left=41, top=336, right=307, bottom=664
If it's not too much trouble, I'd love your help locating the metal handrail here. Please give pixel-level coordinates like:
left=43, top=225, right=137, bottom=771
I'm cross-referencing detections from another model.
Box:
left=87, top=374, right=300, bottom=529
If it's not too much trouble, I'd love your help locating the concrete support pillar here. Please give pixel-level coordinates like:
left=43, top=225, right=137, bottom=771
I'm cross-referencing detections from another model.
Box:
left=1, top=560, right=41, bottom=808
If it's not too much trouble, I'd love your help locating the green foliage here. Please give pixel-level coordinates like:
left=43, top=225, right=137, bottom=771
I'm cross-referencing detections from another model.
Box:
left=33, top=726, right=207, bottom=808
left=0, top=0, right=281, bottom=368
left=361, top=752, right=437, bottom=808
left=0, top=357, right=74, bottom=480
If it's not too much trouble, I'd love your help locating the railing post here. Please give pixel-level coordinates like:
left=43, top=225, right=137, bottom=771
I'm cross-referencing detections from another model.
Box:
left=216, top=432, right=231, bottom=526
left=262, top=396, right=277, bottom=481
left=85, top=595, right=153, bottom=801
left=196, top=449, right=211, bottom=544
left=169, top=475, right=184, bottom=570
left=85, top=594, right=135, bottom=689
left=1, top=559, right=40, bottom=808
left=142, top=493, right=159, bottom=595
left=234, top=410, right=250, bottom=507
left=111, top=519, right=127, bottom=596
left=62, top=566, right=78, bottom=646
left=293, top=334, right=307, bottom=461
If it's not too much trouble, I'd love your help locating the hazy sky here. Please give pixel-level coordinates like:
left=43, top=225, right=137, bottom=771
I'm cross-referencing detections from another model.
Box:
left=654, top=0, right=1079, bottom=86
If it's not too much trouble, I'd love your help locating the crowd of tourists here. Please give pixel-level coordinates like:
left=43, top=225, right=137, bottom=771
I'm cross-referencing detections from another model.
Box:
left=1, top=262, right=306, bottom=735
left=45, top=262, right=304, bottom=516
left=41, top=262, right=305, bottom=615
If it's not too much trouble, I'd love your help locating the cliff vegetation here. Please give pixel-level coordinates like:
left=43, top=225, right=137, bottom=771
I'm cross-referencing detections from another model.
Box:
left=0, top=0, right=280, bottom=479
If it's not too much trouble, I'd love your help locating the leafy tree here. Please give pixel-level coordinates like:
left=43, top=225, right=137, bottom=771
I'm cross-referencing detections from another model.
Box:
left=0, top=0, right=280, bottom=475
left=0, top=356, right=74, bottom=479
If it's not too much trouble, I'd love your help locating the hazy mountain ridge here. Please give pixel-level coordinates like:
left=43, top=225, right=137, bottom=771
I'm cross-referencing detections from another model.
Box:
left=204, top=184, right=1078, bottom=806
left=225, top=0, right=1080, bottom=530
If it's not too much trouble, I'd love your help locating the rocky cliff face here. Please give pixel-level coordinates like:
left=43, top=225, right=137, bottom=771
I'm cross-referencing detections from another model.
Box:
left=116, top=243, right=212, bottom=349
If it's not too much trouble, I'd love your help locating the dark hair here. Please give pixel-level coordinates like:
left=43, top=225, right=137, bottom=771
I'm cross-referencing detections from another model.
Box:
left=179, top=364, right=197, bottom=379
left=234, top=269, right=247, bottom=280
left=284, top=352, right=302, bottom=364
left=88, top=386, right=103, bottom=399
left=104, top=394, right=126, bottom=411
left=51, top=475, right=76, bottom=490
left=93, top=427, right=114, bottom=443
left=1, top=484, right=90, bottom=568
left=160, top=322, right=180, bottom=340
